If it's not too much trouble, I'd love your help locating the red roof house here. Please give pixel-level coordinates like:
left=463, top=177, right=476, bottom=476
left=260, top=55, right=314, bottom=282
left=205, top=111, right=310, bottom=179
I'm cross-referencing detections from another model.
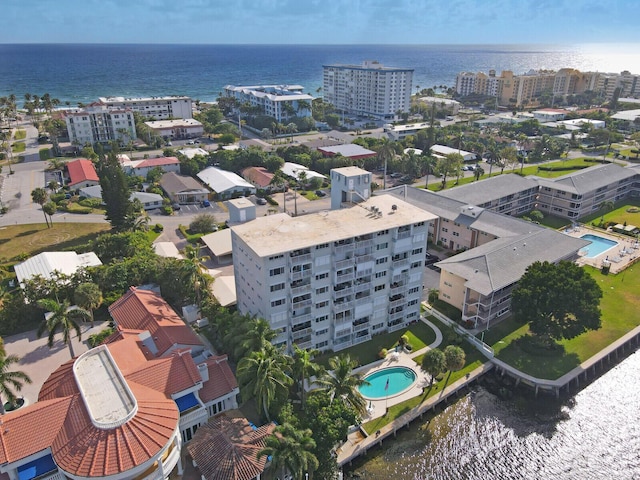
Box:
left=66, top=158, right=100, bottom=188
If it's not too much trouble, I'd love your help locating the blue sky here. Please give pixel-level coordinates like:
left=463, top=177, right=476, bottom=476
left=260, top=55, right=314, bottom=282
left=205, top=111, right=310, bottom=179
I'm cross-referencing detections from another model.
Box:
left=2, top=0, right=639, bottom=44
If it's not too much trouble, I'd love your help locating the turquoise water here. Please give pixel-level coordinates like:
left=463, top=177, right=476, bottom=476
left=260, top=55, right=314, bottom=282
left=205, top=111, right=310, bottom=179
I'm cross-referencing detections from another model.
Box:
left=580, top=234, right=618, bottom=258
left=359, top=366, right=417, bottom=399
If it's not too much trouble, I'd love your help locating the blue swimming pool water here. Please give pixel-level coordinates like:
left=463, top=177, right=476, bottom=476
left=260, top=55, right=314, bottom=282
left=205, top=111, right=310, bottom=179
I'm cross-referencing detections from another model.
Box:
left=580, top=234, right=619, bottom=258
left=359, top=366, right=417, bottom=399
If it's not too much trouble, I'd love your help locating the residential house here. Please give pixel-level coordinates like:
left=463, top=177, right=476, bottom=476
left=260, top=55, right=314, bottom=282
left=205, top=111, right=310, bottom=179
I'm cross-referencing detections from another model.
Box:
left=120, top=156, right=181, bottom=177
left=65, top=158, right=99, bottom=189
left=79, top=185, right=164, bottom=210
left=241, top=166, right=274, bottom=190
left=14, top=251, right=102, bottom=288
left=197, top=167, right=256, bottom=199
left=159, top=172, right=209, bottom=204
left=145, top=119, right=204, bottom=139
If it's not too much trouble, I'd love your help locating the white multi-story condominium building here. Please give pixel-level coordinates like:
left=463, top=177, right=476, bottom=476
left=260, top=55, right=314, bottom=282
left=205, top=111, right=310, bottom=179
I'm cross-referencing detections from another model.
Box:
left=65, top=104, right=136, bottom=145
left=323, top=61, right=414, bottom=120
left=231, top=195, right=436, bottom=353
left=223, top=84, right=313, bottom=122
left=99, top=95, right=193, bottom=119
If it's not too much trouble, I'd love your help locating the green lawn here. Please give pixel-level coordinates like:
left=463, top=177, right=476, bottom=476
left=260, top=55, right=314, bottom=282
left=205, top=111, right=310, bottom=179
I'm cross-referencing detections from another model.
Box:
left=488, top=265, right=640, bottom=379
left=13, top=129, right=26, bottom=140
left=11, top=142, right=25, bottom=153
left=315, top=321, right=437, bottom=368
left=39, top=148, right=51, bottom=160
left=0, top=223, right=110, bottom=263
left=579, top=198, right=640, bottom=227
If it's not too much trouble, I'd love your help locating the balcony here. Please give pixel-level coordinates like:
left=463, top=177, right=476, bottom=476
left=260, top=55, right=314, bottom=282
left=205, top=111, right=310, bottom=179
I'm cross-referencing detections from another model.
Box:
left=291, top=313, right=312, bottom=324
left=336, top=270, right=355, bottom=282
left=332, top=287, right=353, bottom=300
left=355, top=296, right=371, bottom=306
left=179, top=406, right=208, bottom=428
left=392, top=258, right=409, bottom=269
left=294, top=339, right=313, bottom=350
left=292, top=298, right=312, bottom=309
left=290, top=283, right=311, bottom=296
left=335, top=243, right=355, bottom=255
left=353, top=321, right=370, bottom=332
left=292, top=269, right=311, bottom=281
left=335, top=327, right=352, bottom=338
left=335, top=258, right=354, bottom=270
left=355, top=238, right=374, bottom=249
left=388, top=298, right=405, bottom=309
left=292, top=327, right=313, bottom=340
left=394, top=230, right=412, bottom=241
left=334, top=301, right=353, bottom=315
left=289, top=252, right=312, bottom=265
left=389, top=284, right=406, bottom=296
left=389, top=310, right=404, bottom=321
left=354, top=282, right=371, bottom=294
left=355, top=254, right=374, bottom=264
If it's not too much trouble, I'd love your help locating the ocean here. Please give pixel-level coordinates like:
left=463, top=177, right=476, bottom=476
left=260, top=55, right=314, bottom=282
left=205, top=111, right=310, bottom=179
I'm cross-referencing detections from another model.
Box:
left=1, top=43, right=639, bottom=106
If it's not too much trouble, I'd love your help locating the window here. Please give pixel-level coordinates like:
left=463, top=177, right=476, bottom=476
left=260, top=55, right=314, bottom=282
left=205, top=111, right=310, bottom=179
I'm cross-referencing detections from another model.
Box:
left=316, top=300, right=329, bottom=309
left=316, top=272, right=329, bottom=281
left=269, top=254, right=284, bottom=260
left=270, top=283, right=285, bottom=292
left=315, top=315, right=328, bottom=323
left=271, top=298, right=286, bottom=307
left=376, top=257, right=388, bottom=265
left=316, top=286, right=329, bottom=295
left=375, top=271, right=387, bottom=278
left=270, top=267, right=284, bottom=276
left=376, top=242, right=388, bottom=250
left=441, top=227, right=448, bottom=233
left=316, top=243, right=329, bottom=250
left=411, top=248, right=423, bottom=255
left=316, top=341, right=328, bottom=349
left=374, top=284, right=385, bottom=292
left=316, top=328, right=329, bottom=336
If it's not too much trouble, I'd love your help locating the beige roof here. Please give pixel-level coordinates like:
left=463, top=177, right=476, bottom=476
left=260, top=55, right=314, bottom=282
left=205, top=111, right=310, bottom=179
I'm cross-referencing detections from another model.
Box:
left=153, top=241, right=184, bottom=259
left=210, top=276, right=237, bottom=307
left=231, top=194, right=437, bottom=257
left=201, top=229, right=233, bottom=257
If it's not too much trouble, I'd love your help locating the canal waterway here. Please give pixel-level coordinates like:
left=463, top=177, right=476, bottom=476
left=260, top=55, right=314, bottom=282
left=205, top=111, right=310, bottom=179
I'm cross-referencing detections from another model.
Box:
left=345, top=349, right=640, bottom=479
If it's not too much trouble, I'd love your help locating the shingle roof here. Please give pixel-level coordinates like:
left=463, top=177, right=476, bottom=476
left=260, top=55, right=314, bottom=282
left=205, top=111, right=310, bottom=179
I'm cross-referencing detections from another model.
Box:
left=535, top=163, right=637, bottom=195
left=199, top=355, right=238, bottom=403
left=436, top=229, right=590, bottom=295
left=136, top=156, right=180, bottom=168
left=186, top=414, right=275, bottom=480
left=66, top=159, right=99, bottom=186
left=438, top=174, right=539, bottom=206
left=241, top=166, right=273, bottom=188
left=159, top=172, right=208, bottom=194
left=108, top=287, right=203, bottom=356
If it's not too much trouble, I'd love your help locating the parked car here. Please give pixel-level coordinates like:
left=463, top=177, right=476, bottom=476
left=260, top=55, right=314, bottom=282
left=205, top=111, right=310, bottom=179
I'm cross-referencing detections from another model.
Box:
left=172, top=203, right=181, bottom=211
left=186, top=140, right=197, bottom=145
left=315, top=190, right=327, bottom=197
left=256, top=197, right=267, bottom=205
left=201, top=200, right=211, bottom=207
left=425, top=254, right=439, bottom=266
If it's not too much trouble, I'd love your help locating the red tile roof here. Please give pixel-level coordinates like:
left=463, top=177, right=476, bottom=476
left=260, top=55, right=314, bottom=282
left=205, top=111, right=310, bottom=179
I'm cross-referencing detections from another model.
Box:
left=136, top=157, right=180, bottom=168
left=126, top=350, right=202, bottom=396
left=241, top=166, right=274, bottom=188
left=66, top=158, right=99, bottom=186
left=199, top=355, right=238, bottom=403
left=186, top=414, right=275, bottom=480
left=108, top=287, right=203, bottom=356
left=50, top=383, right=178, bottom=478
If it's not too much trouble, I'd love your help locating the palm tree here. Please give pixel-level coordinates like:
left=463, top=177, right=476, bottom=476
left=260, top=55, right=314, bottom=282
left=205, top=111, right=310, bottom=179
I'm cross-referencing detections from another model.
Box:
left=376, top=139, right=395, bottom=190
left=315, top=354, right=369, bottom=416
left=237, top=348, right=292, bottom=421
left=36, top=299, right=91, bottom=359
left=0, top=346, right=31, bottom=415
left=292, top=345, right=323, bottom=408
left=31, top=187, right=50, bottom=228
left=258, top=423, right=319, bottom=480
left=239, top=318, right=277, bottom=359
left=181, top=245, right=212, bottom=303
left=599, top=200, right=615, bottom=225
left=74, top=283, right=103, bottom=322
left=420, top=348, right=446, bottom=390
left=270, top=170, right=288, bottom=213
left=43, top=201, right=57, bottom=226
left=422, top=154, right=437, bottom=189
left=485, top=143, right=499, bottom=177
left=443, top=345, right=466, bottom=386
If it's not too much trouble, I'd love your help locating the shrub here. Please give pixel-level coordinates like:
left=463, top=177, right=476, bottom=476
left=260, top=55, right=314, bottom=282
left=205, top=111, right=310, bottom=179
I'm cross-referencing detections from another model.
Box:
left=79, top=198, right=103, bottom=208
left=50, top=193, right=66, bottom=203
left=379, top=348, right=388, bottom=359
left=399, top=334, right=409, bottom=346
left=265, top=195, right=278, bottom=206
left=161, top=205, right=173, bottom=215
left=189, top=213, right=217, bottom=234
left=88, top=327, right=115, bottom=348
left=153, top=223, right=164, bottom=233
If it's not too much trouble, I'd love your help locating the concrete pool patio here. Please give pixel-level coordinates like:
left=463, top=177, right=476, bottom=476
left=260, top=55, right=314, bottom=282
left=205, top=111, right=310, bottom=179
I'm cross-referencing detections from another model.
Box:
left=562, top=225, right=639, bottom=273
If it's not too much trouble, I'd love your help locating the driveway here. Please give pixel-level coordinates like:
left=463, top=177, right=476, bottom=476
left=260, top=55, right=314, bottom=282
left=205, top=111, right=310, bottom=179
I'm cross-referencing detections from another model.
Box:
left=3, top=321, right=110, bottom=407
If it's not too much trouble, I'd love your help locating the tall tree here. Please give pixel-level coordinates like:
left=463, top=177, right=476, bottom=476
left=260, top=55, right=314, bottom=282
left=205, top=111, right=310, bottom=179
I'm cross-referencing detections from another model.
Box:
left=43, top=201, right=57, bottom=226
left=420, top=348, right=446, bottom=389
left=30, top=187, right=50, bottom=228
left=237, top=348, right=292, bottom=421
left=292, top=345, right=323, bottom=409
left=97, top=148, right=136, bottom=231
left=511, top=261, right=603, bottom=343
left=598, top=200, right=615, bottom=224
left=258, top=423, right=319, bottom=480
left=0, top=343, right=31, bottom=415
left=376, top=138, right=396, bottom=189
left=436, top=153, right=463, bottom=188
left=315, top=354, right=369, bottom=417
left=443, top=345, right=466, bottom=385
left=36, top=299, right=92, bottom=359
left=74, top=283, right=103, bottom=322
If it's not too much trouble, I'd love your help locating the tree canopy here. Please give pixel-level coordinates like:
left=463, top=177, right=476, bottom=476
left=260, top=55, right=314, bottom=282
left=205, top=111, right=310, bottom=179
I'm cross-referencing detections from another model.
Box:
left=511, top=261, right=602, bottom=341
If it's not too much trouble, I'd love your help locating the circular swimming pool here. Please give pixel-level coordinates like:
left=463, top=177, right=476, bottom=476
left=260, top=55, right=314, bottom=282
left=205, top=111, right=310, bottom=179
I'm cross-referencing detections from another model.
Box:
left=359, top=366, right=417, bottom=399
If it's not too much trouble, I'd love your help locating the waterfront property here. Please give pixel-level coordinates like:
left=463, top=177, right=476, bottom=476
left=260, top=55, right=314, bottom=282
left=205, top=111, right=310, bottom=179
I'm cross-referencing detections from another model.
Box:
left=359, top=366, right=418, bottom=399
left=231, top=194, right=436, bottom=353
left=144, top=118, right=204, bottom=139
left=64, top=104, right=136, bottom=146
left=99, top=95, right=193, bottom=119
left=323, top=61, right=413, bottom=120
left=223, top=84, right=313, bottom=123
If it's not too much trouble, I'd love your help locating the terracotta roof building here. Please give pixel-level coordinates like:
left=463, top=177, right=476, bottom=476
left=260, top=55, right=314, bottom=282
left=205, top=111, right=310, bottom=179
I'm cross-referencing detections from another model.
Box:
left=187, top=414, right=276, bottom=480
left=0, top=290, right=240, bottom=480
left=66, top=158, right=100, bottom=188
left=121, top=156, right=181, bottom=177
left=241, top=166, right=274, bottom=188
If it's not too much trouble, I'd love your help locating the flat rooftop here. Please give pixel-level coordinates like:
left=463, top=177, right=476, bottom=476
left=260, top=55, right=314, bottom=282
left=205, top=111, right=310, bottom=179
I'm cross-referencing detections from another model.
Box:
left=231, top=194, right=437, bottom=257
left=73, top=345, right=137, bottom=429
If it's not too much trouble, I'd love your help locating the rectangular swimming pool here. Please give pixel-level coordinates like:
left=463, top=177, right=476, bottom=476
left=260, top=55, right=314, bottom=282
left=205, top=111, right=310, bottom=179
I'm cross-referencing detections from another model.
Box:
left=580, top=234, right=619, bottom=258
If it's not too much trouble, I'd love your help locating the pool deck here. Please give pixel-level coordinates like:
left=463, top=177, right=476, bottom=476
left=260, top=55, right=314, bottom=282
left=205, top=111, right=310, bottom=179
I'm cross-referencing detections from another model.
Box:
left=562, top=225, right=639, bottom=274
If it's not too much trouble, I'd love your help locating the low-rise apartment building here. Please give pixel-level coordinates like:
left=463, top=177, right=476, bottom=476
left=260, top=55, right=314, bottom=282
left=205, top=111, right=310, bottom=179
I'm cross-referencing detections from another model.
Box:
left=99, top=95, right=193, bottom=119
left=535, top=163, right=639, bottom=220
left=64, top=104, right=136, bottom=146
left=145, top=118, right=204, bottom=139
left=223, top=84, right=313, bottom=123
left=231, top=195, right=436, bottom=353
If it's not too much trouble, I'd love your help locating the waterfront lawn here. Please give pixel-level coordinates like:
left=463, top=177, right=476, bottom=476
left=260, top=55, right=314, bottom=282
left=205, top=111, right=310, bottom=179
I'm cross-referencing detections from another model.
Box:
left=315, top=321, right=437, bottom=368
left=0, top=223, right=110, bottom=262
left=362, top=317, right=485, bottom=435
left=490, top=265, right=640, bottom=379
